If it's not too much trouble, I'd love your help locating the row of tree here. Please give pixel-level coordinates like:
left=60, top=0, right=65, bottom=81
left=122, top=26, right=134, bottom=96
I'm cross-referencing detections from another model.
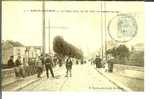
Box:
left=106, top=45, right=129, bottom=60
left=106, top=44, right=144, bottom=66
left=53, top=36, right=83, bottom=59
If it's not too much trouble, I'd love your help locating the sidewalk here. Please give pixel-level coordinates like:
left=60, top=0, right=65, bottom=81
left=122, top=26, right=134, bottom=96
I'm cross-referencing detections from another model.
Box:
left=96, top=68, right=144, bottom=91
left=2, top=66, right=61, bottom=91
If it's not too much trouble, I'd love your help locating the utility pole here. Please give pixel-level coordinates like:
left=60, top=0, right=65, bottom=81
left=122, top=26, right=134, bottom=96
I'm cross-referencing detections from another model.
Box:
left=104, top=2, right=107, bottom=60
left=42, top=0, right=46, bottom=57
left=100, top=1, right=103, bottom=59
left=48, top=19, right=51, bottom=54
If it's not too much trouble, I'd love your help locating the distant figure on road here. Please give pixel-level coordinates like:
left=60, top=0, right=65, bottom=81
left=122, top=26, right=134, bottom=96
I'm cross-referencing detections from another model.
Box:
left=107, top=57, right=114, bottom=72
left=58, top=58, right=62, bottom=67
left=76, top=60, right=79, bottom=64
left=40, top=54, right=45, bottom=65
left=44, top=55, right=55, bottom=78
left=95, top=55, right=102, bottom=68
left=104, top=60, right=109, bottom=72
left=15, top=56, right=25, bottom=78
left=53, top=56, right=58, bottom=66
left=65, top=57, right=73, bottom=77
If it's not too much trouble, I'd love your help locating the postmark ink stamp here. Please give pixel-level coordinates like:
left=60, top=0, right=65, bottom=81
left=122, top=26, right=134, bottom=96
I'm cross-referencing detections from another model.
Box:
left=108, top=14, right=138, bottom=43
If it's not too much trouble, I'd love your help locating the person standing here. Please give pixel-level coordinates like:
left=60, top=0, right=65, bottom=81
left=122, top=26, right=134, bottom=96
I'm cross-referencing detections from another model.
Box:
left=36, top=58, right=43, bottom=78
left=104, top=61, right=109, bottom=72
left=40, top=54, right=45, bottom=65
left=95, top=55, right=102, bottom=68
left=107, top=57, right=114, bottom=73
left=15, top=56, right=25, bottom=78
left=44, top=55, right=55, bottom=78
left=8, top=56, right=18, bottom=77
left=65, top=57, right=73, bottom=77
left=8, top=56, right=15, bottom=68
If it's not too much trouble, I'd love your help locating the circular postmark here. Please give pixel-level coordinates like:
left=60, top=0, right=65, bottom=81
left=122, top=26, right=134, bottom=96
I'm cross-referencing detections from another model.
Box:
left=108, top=14, right=138, bottom=43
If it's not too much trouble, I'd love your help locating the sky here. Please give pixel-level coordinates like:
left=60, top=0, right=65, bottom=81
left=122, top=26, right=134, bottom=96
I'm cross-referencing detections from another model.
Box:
left=2, top=1, right=144, bottom=57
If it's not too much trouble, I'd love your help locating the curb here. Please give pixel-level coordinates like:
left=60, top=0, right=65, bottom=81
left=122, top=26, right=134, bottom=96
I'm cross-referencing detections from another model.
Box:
left=14, top=78, right=40, bottom=91
left=95, top=69, right=132, bottom=92
left=2, top=78, right=23, bottom=88
left=2, top=74, right=39, bottom=91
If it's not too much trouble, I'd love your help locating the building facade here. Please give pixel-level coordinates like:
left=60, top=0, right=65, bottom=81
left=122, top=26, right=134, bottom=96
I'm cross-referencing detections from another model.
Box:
left=2, top=41, right=42, bottom=67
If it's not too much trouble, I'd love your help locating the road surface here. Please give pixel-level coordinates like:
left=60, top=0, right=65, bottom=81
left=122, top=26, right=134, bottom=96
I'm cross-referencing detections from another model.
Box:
left=20, top=63, right=123, bottom=91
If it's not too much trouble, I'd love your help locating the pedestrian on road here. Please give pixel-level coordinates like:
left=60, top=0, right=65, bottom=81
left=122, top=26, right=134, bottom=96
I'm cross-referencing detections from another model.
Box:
left=44, top=54, right=55, bottom=78
left=95, top=55, right=102, bottom=68
left=65, top=57, right=73, bottom=77
left=40, top=54, right=45, bottom=65
left=15, top=56, right=25, bottom=78
left=104, top=61, right=109, bottom=72
left=107, top=57, right=114, bottom=73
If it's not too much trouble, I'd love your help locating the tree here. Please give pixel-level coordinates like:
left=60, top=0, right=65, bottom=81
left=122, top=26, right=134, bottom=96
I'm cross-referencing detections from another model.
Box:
left=53, top=36, right=83, bottom=59
left=106, top=45, right=129, bottom=63
left=116, top=45, right=129, bottom=60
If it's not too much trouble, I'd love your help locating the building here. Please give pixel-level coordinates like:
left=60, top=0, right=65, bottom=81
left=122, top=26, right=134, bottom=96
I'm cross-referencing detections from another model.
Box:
left=25, top=46, right=42, bottom=61
left=2, top=41, right=42, bottom=67
left=2, top=41, right=14, bottom=65
left=2, top=41, right=26, bottom=65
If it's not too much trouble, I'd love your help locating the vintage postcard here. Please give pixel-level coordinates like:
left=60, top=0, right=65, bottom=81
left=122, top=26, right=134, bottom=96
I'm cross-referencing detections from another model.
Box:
left=2, top=0, right=144, bottom=92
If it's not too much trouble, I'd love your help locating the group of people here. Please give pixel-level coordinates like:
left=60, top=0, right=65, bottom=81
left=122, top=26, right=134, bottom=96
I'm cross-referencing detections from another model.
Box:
left=7, top=53, right=114, bottom=81
left=37, top=54, right=73, bottom=78
left=8, top=56, right=25, bottom=78
left=7, top=54, right=73, bottom=79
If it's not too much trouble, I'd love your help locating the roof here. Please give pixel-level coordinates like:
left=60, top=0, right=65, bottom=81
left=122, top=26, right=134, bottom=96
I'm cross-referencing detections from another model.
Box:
left=2, top=40, right=24, bottom=47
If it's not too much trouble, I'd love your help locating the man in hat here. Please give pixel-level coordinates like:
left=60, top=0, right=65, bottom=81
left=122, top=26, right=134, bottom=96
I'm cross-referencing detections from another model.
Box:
left=8, top=56, right=19, bottom=77
left=44, top=54, right=55, bottom=78
left=65, top=56, right=73, bottom=77
left=8, top=56, right=15, bottom=68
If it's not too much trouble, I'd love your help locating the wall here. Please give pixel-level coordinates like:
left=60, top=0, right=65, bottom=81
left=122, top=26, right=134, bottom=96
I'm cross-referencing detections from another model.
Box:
left=113, top=64, right=144, bottom=79
left=113, top=64, right=144, bottom=72
left=2, top=68, right=16, bottom=87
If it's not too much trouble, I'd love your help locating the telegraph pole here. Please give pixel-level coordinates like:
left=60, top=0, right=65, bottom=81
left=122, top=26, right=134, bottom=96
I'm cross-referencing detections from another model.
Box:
left=42, top=0, right=46, bottom=56
left=100, top=1, right=103, bottom=59
left=48, top=19, right=51, bottom=54
left=104, top=2, right=107, bottom=60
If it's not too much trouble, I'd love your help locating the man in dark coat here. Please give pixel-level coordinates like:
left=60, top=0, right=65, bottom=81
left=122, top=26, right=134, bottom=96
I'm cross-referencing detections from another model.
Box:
left=65, top=57, right=73, bottom=77
left=8, top=56, right=15, bottom=68
left=95, top=55, right=102, bottom=68
left=8, top=56, right=19, bottom=77
left=40, top=54, right=45, bottom=65
left=44, top=55, right=55, bottom=78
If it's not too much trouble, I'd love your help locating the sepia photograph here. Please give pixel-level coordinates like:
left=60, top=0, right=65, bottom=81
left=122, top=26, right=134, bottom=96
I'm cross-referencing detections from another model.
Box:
left=1, top=0, right=144, bottom=92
